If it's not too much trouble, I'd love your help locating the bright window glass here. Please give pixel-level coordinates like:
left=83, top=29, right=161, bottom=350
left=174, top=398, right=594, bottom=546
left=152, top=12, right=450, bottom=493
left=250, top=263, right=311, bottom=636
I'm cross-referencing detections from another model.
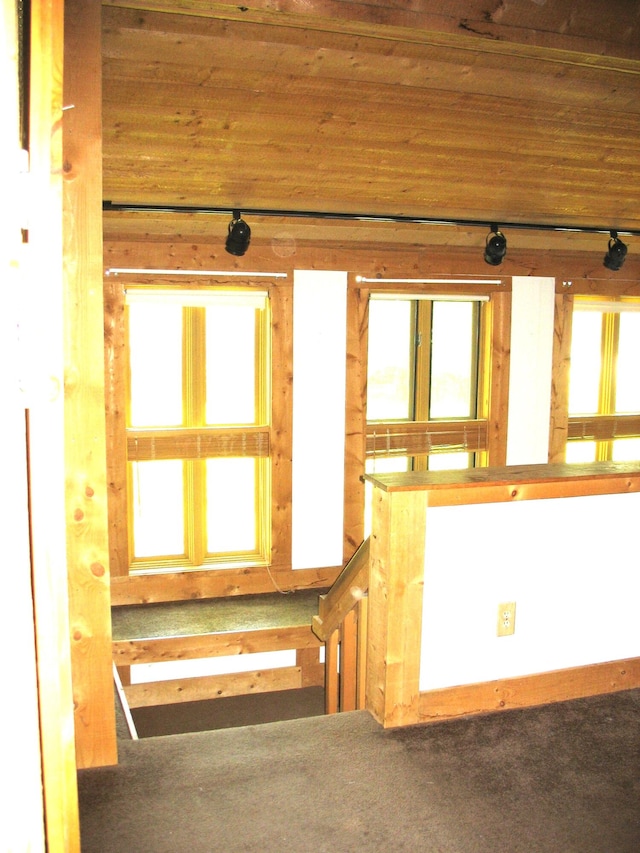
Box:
left=568, top=310, right=602, bottom=416
left=206, top=457, right=257, bottom=553
left=366, top=294, right=482, bottom=476
left=428, top=452, right=473, bottom=471
left=126, top=288, right=270, bottom=571
left=131, top=460, right=184, bottom=558
left=615, top=313, right=640, bottom=413
left=367, top=300, right=413, bottom=421
left=429, top=301, right=476, bottom=419
left=205, top=305, right=259, bottom=425
left=567, top=300, right=640, bottom=463
left=612, top=438, right=640, bottom=461
left=128, top=303, right=183, bottom=427
left=565, top=440, right=597, bottom=464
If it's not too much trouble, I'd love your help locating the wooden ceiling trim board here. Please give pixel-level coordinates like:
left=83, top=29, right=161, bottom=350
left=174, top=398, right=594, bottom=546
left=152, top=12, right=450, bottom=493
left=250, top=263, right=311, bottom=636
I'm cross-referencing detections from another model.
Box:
left=100, top=215, right=633, bottom=253
left=102, top=237, right=640, bottom=283
left=101, top=4, right=640, bottom=79
left=101, top=0, right=640, bottom=59
left=100, top=104, right=640, bottom=161
left=101, top=162, right=640, bottom=212
left=101, top=27, right=640, bottom=123
left=101, top=127, right=639, bottom=177
left=101, top=73, right=640, bottom=135
left=102, top=104, right=640, bottom=165
left=102, top=79, right=640, bottom=137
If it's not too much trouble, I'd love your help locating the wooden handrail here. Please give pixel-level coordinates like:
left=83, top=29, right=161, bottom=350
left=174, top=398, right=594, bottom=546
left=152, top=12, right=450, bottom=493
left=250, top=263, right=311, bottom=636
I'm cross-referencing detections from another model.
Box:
left=312, top=539, right=370, bottom=715
left=311, top=538, right=370, bottom=642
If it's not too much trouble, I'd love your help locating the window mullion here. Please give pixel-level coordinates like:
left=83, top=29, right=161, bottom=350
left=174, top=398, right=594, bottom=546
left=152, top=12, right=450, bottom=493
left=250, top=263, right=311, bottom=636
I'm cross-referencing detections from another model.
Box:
left=255, top=302, right=270, bottom=426
left=413, top=302, right=431, bottom=422
left=412, top=302, right=431, bottom=471
left=183, top=307, right=207, bottom=565
left=597, top=313, right=619, bottom=461
left=469, top=302, right=481, bottom=419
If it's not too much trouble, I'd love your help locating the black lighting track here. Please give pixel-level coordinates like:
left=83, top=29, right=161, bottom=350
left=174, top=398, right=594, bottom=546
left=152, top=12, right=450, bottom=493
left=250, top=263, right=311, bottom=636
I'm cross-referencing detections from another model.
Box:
left=102, top=201, right=640, bottom=237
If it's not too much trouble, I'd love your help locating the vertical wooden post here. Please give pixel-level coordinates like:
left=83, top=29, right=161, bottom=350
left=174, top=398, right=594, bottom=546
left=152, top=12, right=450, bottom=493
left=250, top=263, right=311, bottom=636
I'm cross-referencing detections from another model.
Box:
left=339, top=609, right=358, bottom=712
left=28, top=0, right=82, bottom=847
left=486, top=290, right=511, bottom=466
left=63, top=0, right=117, bottom=767
left=297, top=646, right=324, bottom=687
left=549, top=292, right=573, bottom=463
left=343, top=282, right=368, bottom=560
left=366, top=486, right=427, bottom=727
left=325, top=629, right=340, bottom=714
left=356, top=596, right=368, bottom=710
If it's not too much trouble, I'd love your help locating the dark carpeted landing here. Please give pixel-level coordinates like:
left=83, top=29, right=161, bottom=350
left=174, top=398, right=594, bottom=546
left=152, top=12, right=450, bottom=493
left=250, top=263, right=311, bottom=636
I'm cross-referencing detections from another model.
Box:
left=79, top=688, right=640, bottom=853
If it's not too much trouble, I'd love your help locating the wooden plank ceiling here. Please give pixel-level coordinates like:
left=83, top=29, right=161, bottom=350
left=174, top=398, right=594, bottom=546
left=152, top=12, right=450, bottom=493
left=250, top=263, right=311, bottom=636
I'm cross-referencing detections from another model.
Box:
left=102, top=1, right=640, bottom=252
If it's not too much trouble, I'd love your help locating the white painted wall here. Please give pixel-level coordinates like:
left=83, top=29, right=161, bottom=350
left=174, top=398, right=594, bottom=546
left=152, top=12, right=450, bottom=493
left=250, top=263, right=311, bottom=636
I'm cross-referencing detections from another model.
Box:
left=419, top=491, right=640, bottom=691
left=131, top=650, right=297, bottom=683
left=506, top=276, right=555, bottom=464
left=291, top=270, right=348, bottom=569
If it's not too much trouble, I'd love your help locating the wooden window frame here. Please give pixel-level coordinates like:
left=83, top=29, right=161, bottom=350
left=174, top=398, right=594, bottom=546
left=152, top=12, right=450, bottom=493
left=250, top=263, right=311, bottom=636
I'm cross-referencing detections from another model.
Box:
left=124, top=290, right=271, bottom=573
left=105, top=276, right=325, bottom=602
left=568, top=298, right=640, bottom=460
left=342, top=276, right=511, bottom=559
left=362, top=285, right=510, bottom=470
left=550, top=284, right=640, bottom=463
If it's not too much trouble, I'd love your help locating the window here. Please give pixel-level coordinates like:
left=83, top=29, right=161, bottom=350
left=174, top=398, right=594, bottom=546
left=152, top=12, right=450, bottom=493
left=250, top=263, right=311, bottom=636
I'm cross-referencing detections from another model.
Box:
left=566, top=299, right=640, bottom=462
left=125, top=288, right=271, bottom=572
left=366, top=294, right=487, bottom=475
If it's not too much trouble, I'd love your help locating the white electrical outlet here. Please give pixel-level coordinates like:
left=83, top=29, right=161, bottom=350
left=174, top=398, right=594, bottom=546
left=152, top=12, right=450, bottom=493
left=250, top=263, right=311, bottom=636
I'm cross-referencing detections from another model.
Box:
left=497, top=601, right=516, bottom=637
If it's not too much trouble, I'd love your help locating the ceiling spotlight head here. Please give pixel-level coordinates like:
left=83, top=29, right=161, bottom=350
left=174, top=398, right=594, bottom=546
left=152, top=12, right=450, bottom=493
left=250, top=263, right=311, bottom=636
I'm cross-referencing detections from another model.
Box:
left=225, top=210, right=251, bottom=256
left=484, top=225, right=507, bottom=266
left=603, top=231, right=627, bottom=271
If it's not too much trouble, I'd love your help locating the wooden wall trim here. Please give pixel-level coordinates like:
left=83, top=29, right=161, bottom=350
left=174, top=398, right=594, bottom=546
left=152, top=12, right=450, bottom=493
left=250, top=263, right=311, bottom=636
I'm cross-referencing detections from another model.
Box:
left=64, top=0, right=117, bottom=769
left=269, top=282, right=294, bottom=575
left=549, top=293, right=574, bottom=462
left=104, top=274, right=129, bottom=576
left=343, top=283, right=367, bottom=562
left=485, top=290, right=511, bottom=466
left=102, top=0, right=640, bottom=63
left=418, top=657, right=640, bottom=723
left=110, top=566, right=338, bottom=605
left=104, top=237, right=640, bottom=284
left=28, top=0, right=81, bottom=846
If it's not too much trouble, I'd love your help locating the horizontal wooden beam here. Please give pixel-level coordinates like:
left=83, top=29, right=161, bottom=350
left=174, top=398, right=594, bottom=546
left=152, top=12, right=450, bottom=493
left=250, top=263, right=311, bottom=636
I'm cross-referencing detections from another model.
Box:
left=112, top=624, right=321, bottom=665
left=123, top=665, right=303, bottom=707
left=110, top=565, right=337, bottom=604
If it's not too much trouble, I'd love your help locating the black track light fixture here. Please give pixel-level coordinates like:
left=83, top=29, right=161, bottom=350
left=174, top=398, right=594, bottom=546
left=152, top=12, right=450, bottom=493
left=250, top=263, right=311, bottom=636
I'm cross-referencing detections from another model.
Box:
left=225, top=210, right=251, bottom=256
left=603, top=230, right=627, bottom=271
left=484, top=225, right=507, bottom=266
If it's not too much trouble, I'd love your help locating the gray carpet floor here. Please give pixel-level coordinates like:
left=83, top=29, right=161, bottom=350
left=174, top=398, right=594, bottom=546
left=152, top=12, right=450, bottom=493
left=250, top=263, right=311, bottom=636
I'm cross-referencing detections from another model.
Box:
left=78, top=688, right=640, bottom=853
